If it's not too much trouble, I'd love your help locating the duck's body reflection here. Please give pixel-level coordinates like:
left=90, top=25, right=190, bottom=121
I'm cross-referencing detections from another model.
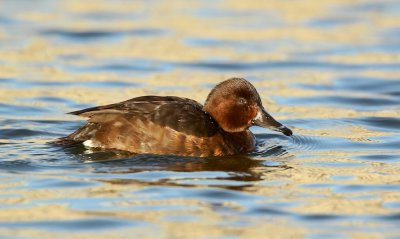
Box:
left=60, top=140, right=292, bottom=191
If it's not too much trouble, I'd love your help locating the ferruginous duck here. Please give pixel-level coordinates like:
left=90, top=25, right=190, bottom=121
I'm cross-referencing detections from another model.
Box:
left=57, top=78, right=293, bottom=157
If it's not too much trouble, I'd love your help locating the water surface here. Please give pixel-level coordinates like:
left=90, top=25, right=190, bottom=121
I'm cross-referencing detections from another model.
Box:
left=0, top=0, right=399, bottom=238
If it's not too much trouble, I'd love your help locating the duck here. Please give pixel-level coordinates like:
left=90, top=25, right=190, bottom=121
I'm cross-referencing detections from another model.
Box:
left=57, top=78, right=293, bottom=157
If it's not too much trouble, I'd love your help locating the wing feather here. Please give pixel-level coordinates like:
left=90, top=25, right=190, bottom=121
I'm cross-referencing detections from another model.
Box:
left=68, top=96, right=219, bottom=137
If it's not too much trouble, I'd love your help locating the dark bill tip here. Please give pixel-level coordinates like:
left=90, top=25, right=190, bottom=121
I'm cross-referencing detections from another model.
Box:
left=278, top=125, right=293, bottom=136
left=253, top=108, right=293, bottom=136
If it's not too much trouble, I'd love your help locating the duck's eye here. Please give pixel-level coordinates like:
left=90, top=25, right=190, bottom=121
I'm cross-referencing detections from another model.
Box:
left=238, top=97, right=247, bottom=105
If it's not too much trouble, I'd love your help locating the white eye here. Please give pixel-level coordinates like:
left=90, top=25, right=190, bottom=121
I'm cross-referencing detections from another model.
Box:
left=238, top=97, right=247, bottom=105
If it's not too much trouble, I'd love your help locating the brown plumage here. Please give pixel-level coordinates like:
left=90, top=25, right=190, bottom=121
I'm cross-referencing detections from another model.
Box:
left=56, top=78, right=292, bottom=157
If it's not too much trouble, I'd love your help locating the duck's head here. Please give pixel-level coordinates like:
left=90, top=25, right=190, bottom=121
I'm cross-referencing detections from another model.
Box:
left=203, top=78, right=293, bottom=136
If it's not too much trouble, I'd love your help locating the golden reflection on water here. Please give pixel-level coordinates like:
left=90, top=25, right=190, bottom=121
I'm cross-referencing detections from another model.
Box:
left=0, top=0, right=399, bottom=238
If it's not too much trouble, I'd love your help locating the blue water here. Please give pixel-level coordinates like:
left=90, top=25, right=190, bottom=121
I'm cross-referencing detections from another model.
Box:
left=0, top=0, right=400, bottom=238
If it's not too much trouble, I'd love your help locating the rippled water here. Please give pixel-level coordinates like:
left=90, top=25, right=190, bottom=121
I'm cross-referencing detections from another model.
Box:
left=1, top=0, right=400, bottom=238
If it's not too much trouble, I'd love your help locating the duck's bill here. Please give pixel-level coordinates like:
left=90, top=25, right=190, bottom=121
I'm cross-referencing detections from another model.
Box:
left=253, top=108, right=293, bottom=136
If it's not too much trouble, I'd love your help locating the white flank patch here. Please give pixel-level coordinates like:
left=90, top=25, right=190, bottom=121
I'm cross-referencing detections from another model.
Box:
left=83, top=140, right=95, bottom=148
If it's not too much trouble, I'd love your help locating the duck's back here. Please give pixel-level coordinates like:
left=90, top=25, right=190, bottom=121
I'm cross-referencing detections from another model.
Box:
left=58, top=96, right=253, bottom=157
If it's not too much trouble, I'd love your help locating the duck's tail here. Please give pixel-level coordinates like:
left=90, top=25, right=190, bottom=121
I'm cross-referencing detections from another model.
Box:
left=50, top=122, right=100, bottom=146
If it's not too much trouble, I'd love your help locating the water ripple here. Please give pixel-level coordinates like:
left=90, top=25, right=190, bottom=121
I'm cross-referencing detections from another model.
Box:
left=296, top=76, right=400, bottom=97
left=289, top=134, right=321, bottom=151
left=41, top=28, right=167, bottom=41
left=0, top=218, right=139, bottom=231
left=0, top=103, right=51, bottom=116
left=0, top=0, right=399, bottom=238
left=277, top=95, right=399, bottom=110
left=0, top=128, right=59, bottom=139
left=175, top=60, right=400, bottom=71
left=356, top=117, right=400, bottom=132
